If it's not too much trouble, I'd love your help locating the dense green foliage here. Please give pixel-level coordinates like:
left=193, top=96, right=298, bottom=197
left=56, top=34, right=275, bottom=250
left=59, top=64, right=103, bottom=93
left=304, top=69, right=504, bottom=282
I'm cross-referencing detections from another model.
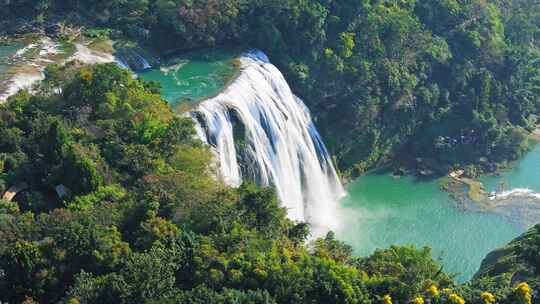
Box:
left=0, top=63, right=536, bottom=304
left=1, top=1, right=540, bottom=303
left=2, top=0, right=539, bottom=176
left=451, top=224, right=540, bottom=304
left=472, top=224, right=540, bottom=294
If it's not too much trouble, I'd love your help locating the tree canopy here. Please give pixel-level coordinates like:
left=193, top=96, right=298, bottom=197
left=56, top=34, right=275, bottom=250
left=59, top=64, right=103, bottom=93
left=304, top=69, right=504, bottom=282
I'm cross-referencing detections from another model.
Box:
left=0, top=62, right=536, bottom=304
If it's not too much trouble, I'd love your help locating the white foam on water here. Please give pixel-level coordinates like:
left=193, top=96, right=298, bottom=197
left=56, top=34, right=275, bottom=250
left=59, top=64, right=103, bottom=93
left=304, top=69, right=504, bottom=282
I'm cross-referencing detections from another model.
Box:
left=0, top=37, right=60, bottom=102
left=71, top=44, right=115, bottom=64
left=489, top=188, right=540, bottom=201
left=0, top=72, right=43, bottom=101
left=14, top=43, right=37, bottom=57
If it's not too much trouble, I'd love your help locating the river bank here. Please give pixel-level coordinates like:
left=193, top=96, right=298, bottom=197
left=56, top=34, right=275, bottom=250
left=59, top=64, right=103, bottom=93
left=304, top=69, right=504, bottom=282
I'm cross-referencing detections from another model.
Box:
left=0, top=28, right=150, bottom=102
left=438, top=129, right=540, bottom=225
left=0, top=35, right=66, bottom=102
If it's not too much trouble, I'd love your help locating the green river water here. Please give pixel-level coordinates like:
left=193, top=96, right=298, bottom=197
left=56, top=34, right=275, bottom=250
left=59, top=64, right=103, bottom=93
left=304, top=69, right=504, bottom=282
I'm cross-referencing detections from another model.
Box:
left=337, top=145, right=540, bottom=282
left=139, top=49, right=237, bottom=106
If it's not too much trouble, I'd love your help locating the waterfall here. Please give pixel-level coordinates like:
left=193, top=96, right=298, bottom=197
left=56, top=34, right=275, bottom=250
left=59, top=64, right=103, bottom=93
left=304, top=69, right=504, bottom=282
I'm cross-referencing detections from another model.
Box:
left=129, top=50, right=151, bottom=70
left=192, top=50, right=344, bottom=236
left=116, top=49, right=151, bottom=71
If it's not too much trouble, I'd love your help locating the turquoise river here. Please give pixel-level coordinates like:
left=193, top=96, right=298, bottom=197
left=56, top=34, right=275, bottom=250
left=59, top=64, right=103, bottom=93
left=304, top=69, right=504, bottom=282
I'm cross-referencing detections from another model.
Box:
left=139, top=49, right=237, bottom=106
left=337, top=145, right=540, bottom=282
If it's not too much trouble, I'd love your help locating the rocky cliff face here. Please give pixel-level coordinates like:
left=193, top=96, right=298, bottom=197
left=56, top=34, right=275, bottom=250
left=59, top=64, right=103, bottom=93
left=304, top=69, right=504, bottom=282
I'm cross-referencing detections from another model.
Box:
left=474, top=224, right=540, bottom=291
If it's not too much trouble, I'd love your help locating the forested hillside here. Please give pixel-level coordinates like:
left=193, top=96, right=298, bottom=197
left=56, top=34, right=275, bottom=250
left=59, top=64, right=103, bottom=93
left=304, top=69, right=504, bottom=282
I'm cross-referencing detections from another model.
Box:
left=1, top=1, right=540, bottom=303
left=474, top=224, right=540, bottom=294
left=0, top=62, right=537, bottom=304
left=2, top=0, right=539, bottom=177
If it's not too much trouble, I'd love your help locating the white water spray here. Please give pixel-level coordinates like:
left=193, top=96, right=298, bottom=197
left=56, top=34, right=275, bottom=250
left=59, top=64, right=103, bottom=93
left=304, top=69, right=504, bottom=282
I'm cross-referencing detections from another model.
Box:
left=485, top=187, right=540, bottom=228
left=489, top=188, right=540, bottom=201
left=192, top=51, right=344, bottom=236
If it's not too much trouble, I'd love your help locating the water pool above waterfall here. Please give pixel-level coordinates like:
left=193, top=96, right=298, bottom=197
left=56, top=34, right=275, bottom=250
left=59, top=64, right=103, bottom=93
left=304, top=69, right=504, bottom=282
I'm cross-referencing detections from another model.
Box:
left=139, top=49, right=238, bottom=107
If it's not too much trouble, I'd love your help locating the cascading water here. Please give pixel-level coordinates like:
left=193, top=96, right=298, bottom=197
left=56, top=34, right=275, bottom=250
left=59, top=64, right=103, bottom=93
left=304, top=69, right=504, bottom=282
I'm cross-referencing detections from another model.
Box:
left=134, top=52, right=152, bottom=70
left=192, top=51, right=344, bottom=236
left=116, top=49, right=152, bottom=71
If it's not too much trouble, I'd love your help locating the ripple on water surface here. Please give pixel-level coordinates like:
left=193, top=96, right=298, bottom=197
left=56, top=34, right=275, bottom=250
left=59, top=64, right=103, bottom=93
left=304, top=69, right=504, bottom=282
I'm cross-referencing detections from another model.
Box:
left=139, top=49, right=238, bottom=107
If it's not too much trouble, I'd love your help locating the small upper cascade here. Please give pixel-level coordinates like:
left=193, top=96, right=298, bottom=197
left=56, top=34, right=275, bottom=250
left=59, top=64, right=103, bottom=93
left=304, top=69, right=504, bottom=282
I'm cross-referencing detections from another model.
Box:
left=116, top=48, right=152, bottom=71
left=191, top=50, right=344, bottom=236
